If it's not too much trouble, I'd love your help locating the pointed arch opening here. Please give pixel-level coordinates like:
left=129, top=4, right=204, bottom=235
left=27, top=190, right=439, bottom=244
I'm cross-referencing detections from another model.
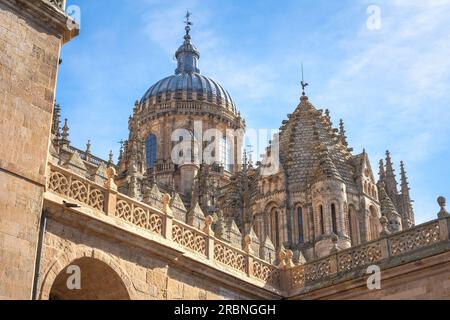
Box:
left=348, top=204, right=359, bottom=246
left=297, top=207, right=304, bottom=244
left=319, top=205, right=325, bottom=236
left=331, top=203, right=338, bottom=235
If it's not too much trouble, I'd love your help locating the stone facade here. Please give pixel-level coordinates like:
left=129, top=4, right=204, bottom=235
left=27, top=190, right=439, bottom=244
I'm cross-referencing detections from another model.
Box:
left=1, top=1, right=449, bottom=301
left=0, top=0, right=77, bottom=300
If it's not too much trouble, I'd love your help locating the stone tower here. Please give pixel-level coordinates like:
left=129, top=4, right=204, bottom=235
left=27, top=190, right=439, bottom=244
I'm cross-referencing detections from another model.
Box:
left=226, top=91, right=416, bottom=261
left=116, top=13, right=245, bottom=213
left=0, top=0, right=78, bottom=299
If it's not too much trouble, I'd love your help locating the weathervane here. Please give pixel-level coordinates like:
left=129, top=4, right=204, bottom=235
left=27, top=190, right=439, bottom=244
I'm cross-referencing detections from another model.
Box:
left=301, top=62, right=309, bottom=97
left=184, top=10, right=193, bottom=36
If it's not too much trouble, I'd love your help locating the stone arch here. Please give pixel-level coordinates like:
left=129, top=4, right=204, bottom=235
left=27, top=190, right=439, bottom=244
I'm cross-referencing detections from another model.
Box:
left=330, top=202, right=339, bottom=235
left=293, top=203, right=306, bottom=244
left=264, top=201, right=281, bottom=248
left=314, top=202, right=326, bottom=237
left=39, top=246, right=137, bottom=300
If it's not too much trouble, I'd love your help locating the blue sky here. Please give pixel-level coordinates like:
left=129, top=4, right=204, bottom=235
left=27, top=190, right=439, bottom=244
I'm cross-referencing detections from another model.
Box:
left=58, top=0, right=450, bottom=224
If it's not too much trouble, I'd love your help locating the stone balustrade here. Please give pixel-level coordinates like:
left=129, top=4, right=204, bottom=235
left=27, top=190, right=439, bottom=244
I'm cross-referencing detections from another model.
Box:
left=46, top=0, right=66, bottom=11
left=45, top=163, right=281, bottom=291
left=45, top=163, right=450, bottom=294
left=288, top=216, right=449, bottom=292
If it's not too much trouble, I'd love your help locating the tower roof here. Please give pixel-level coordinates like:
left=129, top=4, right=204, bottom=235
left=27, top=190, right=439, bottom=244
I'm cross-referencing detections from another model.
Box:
left=278, top=96, right=356, bottom=191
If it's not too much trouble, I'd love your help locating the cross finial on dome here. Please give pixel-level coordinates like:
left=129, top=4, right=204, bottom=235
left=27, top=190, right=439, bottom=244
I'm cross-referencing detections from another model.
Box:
left=184, top=10, right=193, bottom=38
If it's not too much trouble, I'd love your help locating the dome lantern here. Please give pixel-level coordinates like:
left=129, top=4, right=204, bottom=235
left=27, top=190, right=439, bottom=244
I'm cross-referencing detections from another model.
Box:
left=175, top=10, right=200, bottom=75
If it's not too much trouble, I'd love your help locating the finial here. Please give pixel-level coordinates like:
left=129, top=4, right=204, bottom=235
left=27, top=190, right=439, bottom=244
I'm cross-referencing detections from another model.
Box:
left=301, top=62, right=309, bottom=97
left=400, top=161, right=410, bottom=189
left=339, top=119, right=348, bottom=146
left=61, top=118, right=70, bottom=146
left=379, top=216, right=391, bottom=237
left=339, top=119, right=345, bottom=133
left=108, top=150, right=114, bottom=165
left=386, top=150, right=392, bottom=162
left=184, top=10, right=193, bottom=38
left=203, top=215, right=214, bottom=236
left=105, top=167, right=118, bottom=191
left=438, top=196, right=450, bottom=218
left=86, top=140, right=91, bottom=154
left=52, top=103, right=61, bottom=137
left=325, top=109, right=330, bottom=119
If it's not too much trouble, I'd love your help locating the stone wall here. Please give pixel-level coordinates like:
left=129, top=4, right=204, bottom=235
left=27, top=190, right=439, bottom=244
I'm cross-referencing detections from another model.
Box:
left=37, top=207, right=274, bottom=300
left=289, top=250, right=450, bottom=300
left=0, top=0, right=77, bottom=299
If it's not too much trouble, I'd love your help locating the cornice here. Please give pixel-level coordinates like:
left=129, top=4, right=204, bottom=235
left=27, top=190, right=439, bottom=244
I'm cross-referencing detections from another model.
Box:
left=1, top=0, right=79, bottom=43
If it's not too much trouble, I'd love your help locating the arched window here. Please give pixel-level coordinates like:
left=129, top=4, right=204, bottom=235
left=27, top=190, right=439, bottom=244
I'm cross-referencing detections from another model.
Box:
left=331, top=204, right=338, bottom=235
left=270, top=208, right=280, bottom=248
left=319, top=205, right=325, bottom=235
left=220, top=135, right=233, bottom=172
left=145, top=134, right=157, bottom=168
left=297, top=207, right=304, bottom=244
left=348, top=206, right=359, bottom=246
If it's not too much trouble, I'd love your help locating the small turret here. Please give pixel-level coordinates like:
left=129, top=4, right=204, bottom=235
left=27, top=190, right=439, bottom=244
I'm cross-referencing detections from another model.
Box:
left=85, top=140, right=91, bottom=162
left=339, top=119, right=348, bottom=147
left=385, top=151, right=399, bottom=196
left=399, top=161, right=415, bottom=228
left=61, top=118, right=70, bottom=147
left=378, top=159, right=386, bottom=187
left=379, top=182, right=402, bottom=233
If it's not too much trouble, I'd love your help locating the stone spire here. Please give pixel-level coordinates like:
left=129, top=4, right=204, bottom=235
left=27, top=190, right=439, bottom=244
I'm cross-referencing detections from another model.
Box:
left=385, top=150, right=399, bottom=196
left=400, top=161, right=415, bottom=228
left=175, top=10, right=200, bottom=75
left=61, top=118, right=70, bottom=147
left=378, top=159, right=386, bottom=184
left=85, top=140, right=91, bottom=161
left=108, top=150, right=114, bottom=166
left=379, top=182, right=402, bottom=232
left=52, top=103, right=61, bottom=137
left=338, top=119, right=348, bottom=146
left=400, top=161, right=410, bottom=194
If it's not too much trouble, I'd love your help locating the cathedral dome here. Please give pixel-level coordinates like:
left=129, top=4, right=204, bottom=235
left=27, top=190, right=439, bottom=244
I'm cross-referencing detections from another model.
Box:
left=139, top=13, right=238, bottom=116
left=140, top=73, right=237, bottom=113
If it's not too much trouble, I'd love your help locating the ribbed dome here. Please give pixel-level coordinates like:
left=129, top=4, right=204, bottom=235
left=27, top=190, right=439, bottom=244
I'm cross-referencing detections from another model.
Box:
left=139, top=13, right=238, bottom=115
left=140, top=73, right=237, bottom=113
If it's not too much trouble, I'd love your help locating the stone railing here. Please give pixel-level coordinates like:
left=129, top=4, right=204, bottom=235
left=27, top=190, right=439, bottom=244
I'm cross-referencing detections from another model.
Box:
left=172, top=220, right=207, bottom=257
left=115, top=194, right=164, bottom=236
left=46, top=163, right=450, bottom=294
left=45, top=163, right=280, bottom=291
left=288, top=216, right=449, bottom=291
left=47, top=165, right=106, bottom=212
left=46, top=0, right=66, bottom=11
left=252, top=257, right=281, bottom=289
